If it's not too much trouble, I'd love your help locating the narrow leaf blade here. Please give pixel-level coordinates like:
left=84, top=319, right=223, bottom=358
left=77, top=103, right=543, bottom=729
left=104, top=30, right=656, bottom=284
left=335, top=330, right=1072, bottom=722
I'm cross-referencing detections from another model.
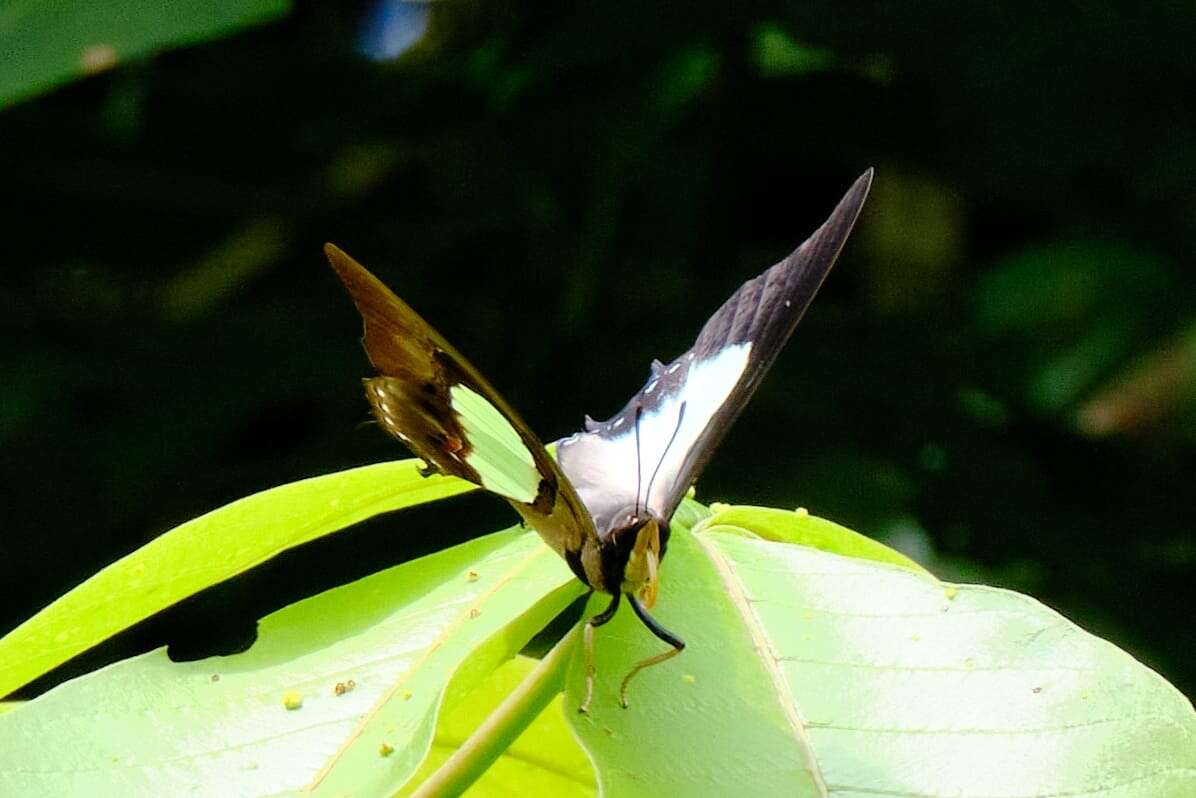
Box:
left=0, top=459, right=476, bottom=698
left=0, top=526, right=579, bottom=797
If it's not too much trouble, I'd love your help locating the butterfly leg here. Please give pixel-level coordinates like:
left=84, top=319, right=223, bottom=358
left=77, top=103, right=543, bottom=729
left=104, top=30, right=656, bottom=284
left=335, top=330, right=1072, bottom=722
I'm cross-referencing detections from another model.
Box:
left=578, top=593, right=623, bottom=714
left=619, top=594, right=686, bottom=708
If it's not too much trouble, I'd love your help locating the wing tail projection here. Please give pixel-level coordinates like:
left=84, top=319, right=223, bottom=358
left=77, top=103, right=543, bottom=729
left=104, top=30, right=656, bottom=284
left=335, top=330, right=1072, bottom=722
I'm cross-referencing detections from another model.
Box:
left=693, top=168, right=874, bottom=388
left=557, top=169, right=873, bottom=534
left=326, top=243, right=596, bottom=557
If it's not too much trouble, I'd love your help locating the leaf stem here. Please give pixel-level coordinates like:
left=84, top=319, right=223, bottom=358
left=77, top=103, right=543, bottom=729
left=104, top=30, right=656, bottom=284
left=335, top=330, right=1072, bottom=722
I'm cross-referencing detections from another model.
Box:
left=410, top=623, right=580, bottom=798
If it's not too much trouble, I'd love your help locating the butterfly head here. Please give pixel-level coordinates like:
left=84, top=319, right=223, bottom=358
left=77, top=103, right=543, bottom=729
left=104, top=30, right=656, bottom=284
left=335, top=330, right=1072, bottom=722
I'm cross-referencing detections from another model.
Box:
left=602, top=509, right=669, bottom=608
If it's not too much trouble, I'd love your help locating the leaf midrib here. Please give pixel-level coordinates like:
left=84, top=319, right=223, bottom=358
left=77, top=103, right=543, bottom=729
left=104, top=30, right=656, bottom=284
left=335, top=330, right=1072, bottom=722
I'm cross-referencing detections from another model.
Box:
left=305, top=544, right=552, bottom=791
left=694, top=531, right=828, bottom=798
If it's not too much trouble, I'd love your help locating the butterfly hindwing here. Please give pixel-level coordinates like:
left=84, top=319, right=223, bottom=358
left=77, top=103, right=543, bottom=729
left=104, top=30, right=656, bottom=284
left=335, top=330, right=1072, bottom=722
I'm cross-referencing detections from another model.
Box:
left=556, top=169, right=874, bottom=536
left=326, top=244, right=596, bottom=557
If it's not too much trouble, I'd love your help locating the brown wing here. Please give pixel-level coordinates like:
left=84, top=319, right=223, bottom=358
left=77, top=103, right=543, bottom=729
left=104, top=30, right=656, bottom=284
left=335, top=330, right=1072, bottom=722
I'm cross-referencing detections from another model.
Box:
left=324, top=243, right=595, bottom=559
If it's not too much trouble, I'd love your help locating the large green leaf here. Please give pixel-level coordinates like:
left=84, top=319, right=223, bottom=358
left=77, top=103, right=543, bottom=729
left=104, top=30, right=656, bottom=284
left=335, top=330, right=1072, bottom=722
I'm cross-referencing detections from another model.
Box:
left=3, top=480, right=1192, bottom=797
left=0, top=0, right=291, bottom=109
left=566, top=511, right=1196, bottom=797
left=399, top=655, right=596, bottom=797
left=0, top=459, right=476, bottom=699
left=0, top=525, right=582, bottom=796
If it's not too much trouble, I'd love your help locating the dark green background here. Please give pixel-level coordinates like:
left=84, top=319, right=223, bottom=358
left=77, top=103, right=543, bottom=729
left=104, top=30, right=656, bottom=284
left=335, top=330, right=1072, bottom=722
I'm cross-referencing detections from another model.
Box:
left=3, top=3, right=1194, bottom=700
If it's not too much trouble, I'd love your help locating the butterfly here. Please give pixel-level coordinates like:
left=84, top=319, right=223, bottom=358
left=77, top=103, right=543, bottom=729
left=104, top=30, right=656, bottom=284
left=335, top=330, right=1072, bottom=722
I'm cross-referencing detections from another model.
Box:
left=326, top=169, right=872, bottom=710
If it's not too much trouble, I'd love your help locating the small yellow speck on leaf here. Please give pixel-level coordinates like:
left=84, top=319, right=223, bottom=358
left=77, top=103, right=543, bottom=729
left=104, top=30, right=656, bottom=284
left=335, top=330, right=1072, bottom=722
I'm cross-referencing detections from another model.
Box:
left=80, top=44, right=118, bottom=74
left=379, top=742, right=394, bottom=757
left=403, top=691, right=413, bottom=701
left=682, top=674, right=696, bottom=684
left=469, top=608, right=480, bottom=619
left=210, top=673, right=220, bottom=682
left=944, top=586, right=959, bottom=600
left=467, top=571, right=479, bottom=582
left=282, top=691, right=303, bottom=710
left=794, top=506, right=809, bottom=517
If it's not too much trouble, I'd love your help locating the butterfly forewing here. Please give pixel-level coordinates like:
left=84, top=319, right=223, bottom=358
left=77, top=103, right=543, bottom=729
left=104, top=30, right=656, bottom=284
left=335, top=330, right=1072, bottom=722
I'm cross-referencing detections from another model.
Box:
left=325, top=244, right=596, bottom=557
left=556, top=169, right=874, bottom=536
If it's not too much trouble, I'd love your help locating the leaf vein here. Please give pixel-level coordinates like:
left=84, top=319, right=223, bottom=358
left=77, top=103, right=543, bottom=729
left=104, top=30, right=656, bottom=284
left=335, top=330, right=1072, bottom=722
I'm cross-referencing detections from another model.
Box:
left=305, top=543, right=551, bottom=791
left=695, top=535, right=829, bottom=797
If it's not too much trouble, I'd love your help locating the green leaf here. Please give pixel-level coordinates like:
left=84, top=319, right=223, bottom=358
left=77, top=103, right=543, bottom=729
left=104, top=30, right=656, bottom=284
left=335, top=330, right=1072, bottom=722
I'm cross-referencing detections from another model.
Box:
left=0, top=1, right=291, bottom=110
left=399, top=655, right=596, bottom=797
left=0, top=525, right=582, bottom=796
left=0, top=459, right=477, bottom=698
left=753, top=23, right=834, bottom=77
left=566, top=518, right=1196, bottom=797
left=4, top=476, right=1191, bottom=796
left=699, top=504, right=930, bottom=576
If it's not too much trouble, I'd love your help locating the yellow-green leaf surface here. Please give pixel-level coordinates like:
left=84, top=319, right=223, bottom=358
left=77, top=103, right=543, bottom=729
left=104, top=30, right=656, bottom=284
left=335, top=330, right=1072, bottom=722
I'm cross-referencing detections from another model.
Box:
left=400, top=656, right=596, bottom=797
left=0, top=526, right=582, bottom=796
left=699, top=504, right=929, bottom=575
left=0, top=1, right=291, bottom=109
left=0, top=459, right=476, bottom=699
left=567, top=514, right=1196, bottom=797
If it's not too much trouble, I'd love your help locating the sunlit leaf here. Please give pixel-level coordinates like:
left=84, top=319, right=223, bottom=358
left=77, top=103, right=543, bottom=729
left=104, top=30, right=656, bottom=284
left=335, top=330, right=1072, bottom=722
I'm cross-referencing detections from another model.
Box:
left=0, top=459, right=476, bottom=698
left=399, top=656, right=596, bottom=797
left=698, top=504, right=930, bottom=575
left=0, top=526, right=582, bottom=796
left=566, top=517, right=1196, bottom=797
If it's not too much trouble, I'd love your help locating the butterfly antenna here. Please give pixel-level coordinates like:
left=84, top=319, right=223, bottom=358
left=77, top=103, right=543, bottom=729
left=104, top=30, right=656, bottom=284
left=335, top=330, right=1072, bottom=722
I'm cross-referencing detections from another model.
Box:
left=633, top=404, right=645, bottom=516
left=644, top=401, right=686, bottom=508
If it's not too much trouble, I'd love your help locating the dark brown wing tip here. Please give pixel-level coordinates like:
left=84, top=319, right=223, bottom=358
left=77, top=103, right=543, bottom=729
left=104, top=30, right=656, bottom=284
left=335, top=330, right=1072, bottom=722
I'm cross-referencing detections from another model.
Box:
left=796, top=167, right=874, bottom=264
left=830, top=168, right=874, bottom=233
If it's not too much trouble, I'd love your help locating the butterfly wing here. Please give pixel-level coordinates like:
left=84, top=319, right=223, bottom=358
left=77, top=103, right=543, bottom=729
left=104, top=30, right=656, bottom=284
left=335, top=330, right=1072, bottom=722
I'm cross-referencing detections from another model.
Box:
left=325, top=243, right=597, bottom=558
left=556, top=169, right=873, bottom=536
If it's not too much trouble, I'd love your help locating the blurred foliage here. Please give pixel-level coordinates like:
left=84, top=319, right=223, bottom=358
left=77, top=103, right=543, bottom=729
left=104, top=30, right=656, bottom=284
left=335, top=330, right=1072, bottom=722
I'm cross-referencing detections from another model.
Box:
left=0, top=0, right=290, bottom=108
left=1, top=0, right=1194, bottom=704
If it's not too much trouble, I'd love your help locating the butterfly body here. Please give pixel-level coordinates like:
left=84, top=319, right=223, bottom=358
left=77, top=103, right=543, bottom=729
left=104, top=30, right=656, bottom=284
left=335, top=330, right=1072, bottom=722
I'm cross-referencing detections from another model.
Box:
left=327, top=169, right=873, bottom=707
